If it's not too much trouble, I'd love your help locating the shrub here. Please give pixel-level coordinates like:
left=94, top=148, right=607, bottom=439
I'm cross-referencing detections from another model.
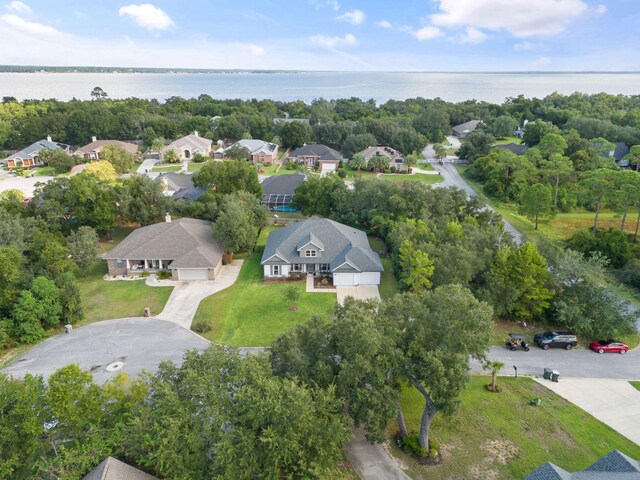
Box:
left=192, top=318, right=211, bottom=334
left=158, top=270, right=171, bottom=280
left=400, top=169, right=409, bottom=174
left=140, top=271, right=150, bottom=277
left=567, top=228, right=634, bottom=269
left=402, top=434, right=427, bottom=458
left=390, top=165, right=397, bottom=173
left=383, top=169, right=391, bottom=174
left=337, top=168, right=346, bottom=178
left=263, top=161, right=272, bottom=167
left=630, top=270, right=640, bottom=290
left=192, top=152, right=206, bottom=163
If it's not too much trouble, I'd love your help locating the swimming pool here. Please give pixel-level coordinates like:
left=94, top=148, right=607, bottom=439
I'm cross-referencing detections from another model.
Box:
left=272, top=205, right=299, bottom=213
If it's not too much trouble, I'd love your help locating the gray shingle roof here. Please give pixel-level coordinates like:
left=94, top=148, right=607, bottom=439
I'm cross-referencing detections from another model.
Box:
left=172, top=186, right=206, bottom=202
left=452, top=120, right=482, bottom=136
left=491, top=143, right=529, bottom=155
left=230, top=139, right=278, bottom=155
left=103, top=218, right=223, bottom=269
left=261, top=173, right=307, bottom=196
left=289, top=144, right=340, bottom=161
left=157, top=172, right=195, bottom=191
left=261, top=218, right=383, bottom=273
left=83, top=457, right=157, bottom=480
left=526, top=451, right=640, bottom=480
left=4, top=138, right=69, bottom=162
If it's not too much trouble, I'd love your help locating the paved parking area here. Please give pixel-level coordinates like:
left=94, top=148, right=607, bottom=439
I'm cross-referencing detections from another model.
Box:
left=336, top=285, right=381, bottom=305
left=0, top=174, right=54, bottom=197
left=4, top=318, right=210, bottom=384
left=535, top=377, right=640, bottom=446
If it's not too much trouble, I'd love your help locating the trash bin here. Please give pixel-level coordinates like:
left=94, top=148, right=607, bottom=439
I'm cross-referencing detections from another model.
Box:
left=543, top=367, right=552, bottom=380
left=551, top=370, right=560, bottom=382
left=64, top=324, right=72, bottom=334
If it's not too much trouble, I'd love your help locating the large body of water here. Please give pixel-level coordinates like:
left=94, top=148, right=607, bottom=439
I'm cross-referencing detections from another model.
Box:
left=1, top=71, right=639, bottom=103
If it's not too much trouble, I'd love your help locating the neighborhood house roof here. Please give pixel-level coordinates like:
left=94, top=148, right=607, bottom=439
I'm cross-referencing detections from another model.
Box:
left=229, top=139, right=278, bottom=156
left=357, top=145, right=405, bottom=162
left=491, top=143, right=529, bottom=155
left=165, top=134, right=212, bottom=153
left=82, top=457, right=158, bottom=480
left=4, top=138, right=68, bottom=162
left=525, top=450, right=640, bottom=480
left=289, top=144, right=340, bottom=162
left=103, top=218, right=223, bottom=269
left=75, top=140, right=139, bottom=156
left=261, top=218, right=383, bottom=273
left=156, top=172, right=195, bottom=191
left=172, top=187, right=206, bottom=202
left=261, top=172, right=307, bottom=196
left=452, top=120, right=482, bottom=136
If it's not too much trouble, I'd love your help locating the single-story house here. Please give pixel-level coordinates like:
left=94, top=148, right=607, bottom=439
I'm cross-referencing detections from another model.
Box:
left=261, top=218, right=383, bottom=286
left=601, top=141, right=630, bottom=167
left=226, top=139, right=279, bottom=164
left=490, top=143, right=529, bottom=155
left=288, top=144, right=341, bottom=174
left=156, top=172, right=206, bottom=202
left=163, top=132, right=213, bottom=161
left=356, top=145, right=407, bottom=171
left=83, top=457, right=157, bottom=480
left=525, top=450, right=640, bottom=480
left=103, top=217, right=224, bottom=281
left=261, top=172, right=306, bottom=210
left=452, top=120, right=482, bottom=139
left=3, top=135, right=69, bottom=168
left=74, top=137, right=139, bottom=161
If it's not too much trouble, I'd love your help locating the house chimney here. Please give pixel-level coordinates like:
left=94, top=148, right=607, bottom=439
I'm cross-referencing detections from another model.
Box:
left=92, top=136, right=97, bottom=143
left=194, top=130, right=199, bottom=137
left=165, top=212, right=172, bottom=223
left=46, top=134, right=52, bottom=142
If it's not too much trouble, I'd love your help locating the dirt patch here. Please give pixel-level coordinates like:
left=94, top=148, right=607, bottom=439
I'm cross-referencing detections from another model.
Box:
left=468, top=463, right=500, bottom=480
left=481, top=440, right=519, bottom=465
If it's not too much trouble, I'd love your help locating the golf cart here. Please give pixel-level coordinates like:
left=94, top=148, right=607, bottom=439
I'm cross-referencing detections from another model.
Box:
left=506, top=333, right=530, bottom=352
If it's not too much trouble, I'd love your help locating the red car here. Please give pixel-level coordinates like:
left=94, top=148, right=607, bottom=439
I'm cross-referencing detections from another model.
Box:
left=590, top=339, right=628, bottom=354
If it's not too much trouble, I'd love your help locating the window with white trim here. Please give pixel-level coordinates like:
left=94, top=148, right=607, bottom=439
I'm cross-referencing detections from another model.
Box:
left=305, top=250, right=317, bottom=257
left=271, top=265, right=280, bottom=276
left=292, top=264, right=303, bottom=272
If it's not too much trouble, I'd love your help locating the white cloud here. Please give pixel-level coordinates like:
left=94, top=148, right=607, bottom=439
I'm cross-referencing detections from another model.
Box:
left=118, top=4, right=174, bottom=31
left=4, top=1, right=30, bottom=13
left=410, top=25, right=444, bottom=41
left=0, top=13, right=63, bottom=35
left=430, top=0, right=589, bottom=37
left=376, top=20, right=392, bottom=29
left=309, top=0, right=340, bottom=11
left=309, top=33, right=357, bottom=48
left=238, top=43, right=265, bottom=56
left=458, top=27, right=487, bottom=44
left=595, top=4, right=607, bottom=15
left=514, top=41, right=542, bottom=51
left=533, top=55, right=551, bottom=66
left=337, top=9, right=365, bottom=25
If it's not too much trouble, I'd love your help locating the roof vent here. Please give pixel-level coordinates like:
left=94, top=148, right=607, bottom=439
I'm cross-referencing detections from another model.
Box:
left=46, top=134, right=52, bottom=142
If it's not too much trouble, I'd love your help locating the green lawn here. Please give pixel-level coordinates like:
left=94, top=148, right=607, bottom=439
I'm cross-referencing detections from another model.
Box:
left=389, top=377, right=640, bottom=480
left=76, top=226, right=173, bottom=325
left=187, top=162, right=208, bottom=172
left=388, top=173, right=443, bottom=184
left=34, top=166, right=55, bottom=176
left=492, top=136, right=523, bottom=145
left=631, top=381, right=640, bottom=391
left=367, top=236, right=399, bottom=301
left=193, top=226, right=337, bottom=346
left=152, top=163, right=182, bottom=172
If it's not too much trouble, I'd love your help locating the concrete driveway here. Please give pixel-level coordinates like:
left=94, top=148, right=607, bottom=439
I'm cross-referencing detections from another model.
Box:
left=346, top=429, right=411, bottom=480
left=157, top=261, right=243, bottom=328
left=137, top=157, right=162, bottom=174
left=0, top=174, right=54, bottom=198
left=4, top=318, right=211, bottom=384
left=336, top=285, right=381, bottom=305
left=535, top=377, right=640, bottom=446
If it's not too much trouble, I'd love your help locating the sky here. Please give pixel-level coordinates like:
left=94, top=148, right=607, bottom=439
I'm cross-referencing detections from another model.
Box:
left=0, top=0, right=638, bottom=71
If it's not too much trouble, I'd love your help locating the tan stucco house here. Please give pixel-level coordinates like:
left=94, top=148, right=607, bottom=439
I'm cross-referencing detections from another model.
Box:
left=74, top=137, right=139, bottom=161
left=163, top=132, right=212, bottom=161
left=103, top=217, right=224, bottom=281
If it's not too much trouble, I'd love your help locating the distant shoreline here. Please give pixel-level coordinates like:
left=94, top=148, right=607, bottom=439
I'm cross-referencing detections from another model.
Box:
left=1, top=66, right=639, bottom=75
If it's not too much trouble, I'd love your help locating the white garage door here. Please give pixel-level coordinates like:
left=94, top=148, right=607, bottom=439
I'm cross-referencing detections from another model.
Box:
left=359, top=272, right=380, bottom=285
left=177, top=268, right=209, bottom=281
left=333, top=273, right=358, bottom=286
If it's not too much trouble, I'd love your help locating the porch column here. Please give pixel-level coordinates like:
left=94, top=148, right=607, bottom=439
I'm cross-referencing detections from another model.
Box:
left=126, top=259, right=130, bottom=269
left=144, top=259, right=148, bottom=269
left=159, top=259, right=163, bottom=269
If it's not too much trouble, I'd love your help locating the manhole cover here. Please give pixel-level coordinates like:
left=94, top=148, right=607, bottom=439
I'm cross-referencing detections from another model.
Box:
left=106, top=361, right=124, bottom=372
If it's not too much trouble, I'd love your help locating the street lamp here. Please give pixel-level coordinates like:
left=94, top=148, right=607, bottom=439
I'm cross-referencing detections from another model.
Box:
left=513, top=365, right=518, bottom=378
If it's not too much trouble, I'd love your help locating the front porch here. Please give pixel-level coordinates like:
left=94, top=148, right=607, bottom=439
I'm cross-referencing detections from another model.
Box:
left=125, top=259, right=173, bottom=274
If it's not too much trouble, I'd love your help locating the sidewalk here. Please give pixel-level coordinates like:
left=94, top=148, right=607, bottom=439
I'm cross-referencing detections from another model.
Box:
left=345, top=429, right=412, bottom=480
left=535, top=377, right=640, bottom=446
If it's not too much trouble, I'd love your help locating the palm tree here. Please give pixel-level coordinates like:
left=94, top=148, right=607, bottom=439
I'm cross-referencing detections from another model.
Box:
left=434, top=144, right=447, bottom=162
left=483, top=360, right=504, bottom=391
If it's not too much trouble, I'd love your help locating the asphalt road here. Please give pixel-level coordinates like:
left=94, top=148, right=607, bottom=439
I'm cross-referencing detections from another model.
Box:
left=474, top=344, right=640, bottom=380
